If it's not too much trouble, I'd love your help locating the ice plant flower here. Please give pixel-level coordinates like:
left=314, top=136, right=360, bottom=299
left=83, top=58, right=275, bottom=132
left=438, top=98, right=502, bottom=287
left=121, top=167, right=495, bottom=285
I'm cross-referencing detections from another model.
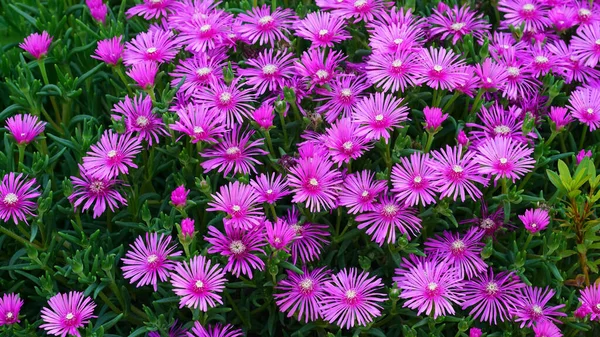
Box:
left=571, top=23, right=600, bottom=68
left=126, top=0, right=176, bottom=19
left=295, top=12, right=350, bottom=48
left=69, top=165, right=127, bottom=218
left=237, top=5, right=295, bottom=46
left=322, top=118, right=370, bottom=164
left=286, top=215, right=330, bottom=264
left=181, top=218, right=195, bottom=238
left=352, top=92, right=409, bottom=143
left=188, top=322, right=243, bottom=337
left=424, top=228, right=487, bottom=279
left=239, top=49, right=295, bottom=96
left=0, top=293, right=23, bottom=326
left=123, top=29, right=179, bottom=66
left=86, top=0, right=107, bottom=23
left=205, top=223, right=266, bottom=279
left=295, top=48, right=346, bottom=89
left=40, top=292, right=97, bottom=337
left=19, top=31, right=52, bottom=59
left=195, top=79, right=255, bottom=128
left=533, top=321, right=563, bottom=337
left=92, top=36, right=124, bottom=66
left=126, top=61, right=159, bottom=89
left=498, top=0, right=551, bottom=31
left=475, top=58, right=508, bottom=91
left=429, top=5, right=491, bottom=44
left=548, top=106, right=573, bottom=131
left=467, top=103, right=527, bottom=146
left=177, top=10, right=231, bottom=54
left=469, top=328, right=483, bottom=337
left=365, top=50, right=424, bottom=93
left=511, top=286, right=566, bottom=327
left=321, top=268, right=387, bottom=329
left=112, top=94, right=168, bottom=146
left=476, top=137, right=535, bottom=182
left=275, top=266, right=330, bottom=323
left=170, top=255, right=226, bottom=310
left=338, top=170, right=387, bottom=214
left=331, top=0, right=388, bottom=23
left=391, top=152, right=437, bottom=207
left=0, top=172, right=41, bottom=225
left=519, top=208, right=550, bottom=233
left=368, top=23, right=423, bottom=54
left=316, top=75, right=370, bottom=122
left=170, top=103, right=226, bottom=144
left=418, top=47, right=468, bottom=90
left=171, top=185, right=189, bottom=208
left=577, top=149, right=593, bottom=164
left=252, top=104, right=275, bottom=129
left=82, top=130, right=142, bottom=179
left=423, top=106, right=448, bottom=131
left=567, top=86, right=600, bottom=131
left=577, top=283, right=600, bottom=321
left=287, top=156, right=343, bottom=212
left=266, top=219, right=296, bottom=251
left=170, top=54, right=225, bottom=96
left=206, top=181, right=263, bottom=230
left=121, top=233, right=182, bottom=291
left=250, top=173, right=290, bottom=204
left=5, top=114, right=46, bottom=144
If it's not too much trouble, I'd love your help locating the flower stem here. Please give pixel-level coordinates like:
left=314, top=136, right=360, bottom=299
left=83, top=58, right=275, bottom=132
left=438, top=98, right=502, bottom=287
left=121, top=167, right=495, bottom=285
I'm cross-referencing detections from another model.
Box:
left=0, top=226, right=42, bottom=250
left=37, top=59, right=62, bottom=124
left=264, top=129, right=276, bottom=155
left=579, top=126, right=588, bottom=150
left=278, top=110, right=289, bottom=151
left=17, top=144, right=25, bottom=172
left=424, top=131, right=434, bottom=153
left=469, top=89, right=485, bottom=115
left=442, top=92, right=460, bottom=111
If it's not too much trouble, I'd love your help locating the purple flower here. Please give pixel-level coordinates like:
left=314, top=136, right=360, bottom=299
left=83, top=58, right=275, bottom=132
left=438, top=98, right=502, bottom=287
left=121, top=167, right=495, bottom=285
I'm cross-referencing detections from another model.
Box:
left=567, top=86, right=600, bottom=131
left=126, top=0, right=176, bottom=19
left=126, top=61, right=158, bottom=89
left=92, top=36, right=124, bottom=66
left=498, top=0, right=551, bottom=31
left=239, top=49, right=295, bottom=96
left=511, top=286, right=566, bottom=327
left=423, top=106, right=448, bottom=131
left=275, top=266, right=330, bottom=323
left=321, top=268, right=387, bottom=329
left=519, top=208, right=550, bottom=233
left=577, top=149, right=593, bottom=164
left=170, top=54, right=225, bottom=96
left=265, top=218, right=296, bottom=251
left=457, top=130, right=469, bottom=146
left=331, top=0, right=388, bottom=23
left=316, top=75, right=370, bottom=123
left=188, top=322, right=243, bottom=337
left=171, top=185, right=189, bottom=208
left=353, top=92, right=409, bottom=143
left=82, top=130, right=142, bottom=179
left=19, top=31, right=52, bottom=59
left=391, top=152, right=437, bottom=207
left=0, top=172, right=41, bottom=225
left=533, top=321, right=563, bottom=337
left=177, top=10, right=231, bottom=54
left=467, top=103, right=527, bottom=146
left=469, top=328, right=483, bottom=337
left=286, top=214, right=330, bottom=264
left=548, top=106, right=573, bottom=131
left=295, top=12, right=350, bottom=48
left=418, top=47, right=468, bottom=90
left=425, top=227, right=487, bottom=279
left=0, top=293, right=23, bottom=326
left=181, top=218, right=195, bottom=238
left=238, top=5, right=295, bottom=47
left=170, top=103, right=226, bottom=144
left=69, top=165, right=127, bottom=218
left=429, top=5, right=491, bottom=44
left=476, top=137, right=535, bottom=182
left=462, top=202, right=508, bottom=237
left=475, top=58, right=508, bottom=91
left=499, top=49, right=540, bottom=100
left=296, top=49, right=346, bottom=89
left=122, top=233, right=182, bottom=291
left=207, top=181, right=263, bottom=230
left=250, top=173, right=290, bottom=204
left=5, top=114, right=45, bottom=144
left=322, top=118, right=370, bottom=164
left=287, top=156, right=343, bottom=212
left=170, top=255, right=226, bottom=310
left=577, top=283, right=600, bottom=321
left=252, top=104, right=275, bottom=130
left=195, top=79, right=255, bottom=128
left=123, top=29, right=179, bottom=66
left=338, top=170, right=387, bottom=214
left=572, top=22, right=600, bottom=68
left=40, top=292, right=97, bottom=337
left=368, top=23, right=423, bottom=54
left=112, top=94, right=167, bottom=146
left=365, top=50, right=424, bottom=93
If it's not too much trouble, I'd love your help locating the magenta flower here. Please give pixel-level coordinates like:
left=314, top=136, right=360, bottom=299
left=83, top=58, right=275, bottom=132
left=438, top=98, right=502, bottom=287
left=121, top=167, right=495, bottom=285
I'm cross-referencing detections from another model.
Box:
left=275, top=266, right=330, bottom=323
left=476, top=137, right=535, bottom=182
left=239, top=49, right=295, bottom=96
left=391, top=152, right=437, bottom=207
left=0, top=172, right=40, bottom=225
left=195, top=79, right=255, bottom=128
left=167, top=0, right=221, bottom=30
left=457, top=130, right=469, bottom=146
left=126, top=61, right=159, bottom=89
left=252, top=104, right=275, bottom=129
left=181, top=218, right=195, bottom=238
left=526, top=46, right=560, bottom=78
left=92, top=36, right=124, bottom=66
left=170, top=54, right=225, bottom=96
left=475, top=58, right=508, bottom=91
left=418, top=47, right=468, bottom=90
left=469, top=328, right=483, bottom=337
left=284, top=208, right=330, bottom=264
left=123, top=30, right=179, bottom=66
left=331, top=0, right=388, bottom=23
left=287, top=156, right=343, bottom=212
left=577, top=283, right=600, bottom=321
left=428, top=145, right=488, bottom=202
left=69, top=165, right=127, bottom=218
left=295, top=48, right=346, bottom=89
left=511, top=286, right=566, bottom=327
left=533, top=321, right=562, bottom=337
left=423, top=106, right=448, bottom=131
left=499, top=49, right=540, bottom=100
left=295, top=12, right=350, bottom=48
left=548, top=6, right=577, bottom=31
left=171, top=185, right=189, bottom=208
left=429, top=5, right=490, bottom=44
left=353, top=92, right=409, bottom=143
left=205, top=222, right=266, bottom=279
left=322, top=118, right=370, bottom=164
left=122, top=232, right=182, bottom=291
left=126, top=0, right=176, bottom=19
left=250, top=173, right=290, bottom=204
left=424, top=228, right=486, bottom=279
left=316, top=75, right=370, bottom=123
left=498, top=0, right=551, bottom=31
left=567, top=86, right=600, bottom=131
left=572, top=22, right=600, bottom=67
left=177, top=10, right=231, bottom=54
left=87, top=1, right=107, bottom=23
left=238, top=5, right=295, bottom=46
left=170, top=103, right=226, bottom=144
left=356, top=193, right=422, bottom=245
left=548, top=106, right=573, bottom=131
left=462, top=269, right=525, bottom=324
left=112, top=94, right=167, bottom=146
left=338, top=170, right=387, bottom=214
left=19, top=31, right=52, bottom=59
left=368, top=23, right=423, bottom=54
left=266, top=219, right=296, bottom=251
left=207, top=181, right=263, bottom=230
left=5, top=114, right=45, bottom=145
left=0, top=293, right=23, bottom=326
left=82, top=130, right=142, bottom=179
left=577, top=149, right=593, bottom=164
left=366, top=50, right=423, bottom=93
left=519, top=208, right=550, bottom=233
left=201, top=126, right=268, bottom=177
left=40, top=292, right=97, bottom=337
left=170, top=255, right=226, bottom=310
left=394, top=258, right=463, bottom=318
left=188, top=322, right=243, bottom=337
left=467, top=103, right=527, bottom=146
left=321, top=268, right=386, bottom=329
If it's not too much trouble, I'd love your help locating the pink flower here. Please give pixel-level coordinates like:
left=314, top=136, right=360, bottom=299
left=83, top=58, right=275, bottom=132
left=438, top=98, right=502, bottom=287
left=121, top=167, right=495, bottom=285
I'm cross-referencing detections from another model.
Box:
left=177, top=10, right=231, bottom=54
left=316, top=75, right=370, bottom=123
left=476, top=137, right=535, bottom=182
left=239, top=49, right=295, bottom=96
left=331, top=0, right=389, bottom=23
left=475, top=58, right=508, bottom=91
left=112, top=94, right=168, bottom=146
left=126, top=0, right=177, bottom=19
left=40, top=292, right=97, bottom=337
left=284, top=208, right=330, bottom=264
left=577, top=283, right=600, bottom=321
left=122, top=233, right=182, bottom=291
left=418, top=47, right=468, bottom=90
left=252, top=104, right=275, bottom=129
left=171, top=185, right=189, bottom=208
left=391, top=152, right=437, bottom=207
left=86, top=0, right=107, bottom=23
left=170, top=103, right=226, bottom=144
left=577, top=149, right=593, bottom=164
left=126, top=61, right=159, bottom=89
left=423, top=106, right=448, bottom=131
left=321, top=268, right=387, bottom=329
left=467, top=103, right=527, bottom=146
left=238, top=5, right=295, bottom=46
left=170, top=255, right=226, bottom=310
left=69, top=165, right=127, bottom=218
left=548, top=106, right=573, bottom=131
left=352, top=92, right=409, bottom=143
left=338, top=170, right=387, bottom=214
left=123, top=30, right=179, bottom=66
left=533, top=321, right=563, bottom=337
left=250, top=173, right=290, bottom=204
left=5, top=114, right=45, bottom=144
left=548, top=6, right=577, bottom=31
left=499, top=49, right=541, bottom=99
left=170, top=54, right=225, bottom=96
left=275, top=266, right=330, bottom=323
left=207, top=181, right=263, bottom=230
left=469, top=328, right=483, bottom=337
left=92, top=36, right=124, bottom=66
left=188, top=322, right=243, bottom=337
left=195, top=79, right=255, bottom=128
left=181, top=218, right=195, bottom=238
left=0, top=172, right=41, bottom=225
left=498, top=0, right=551, bottom=31
left=266, top=219, right=296, bottom=251
left=82, top=130, right=142, bottom=179
left=572, top=22, right=600, bottom=68
left=519, top=208, right=550, bottom=233
left=511, top=286, right=566, bottom=327
left=548, top=40, right=600, bottom=84
left=365, top=50, right=424, bottom=93
left=295, top=12, right=350, bottom=48
left=368, top=23, right=423, bottom=54
left=568, top=86, right=600, bottom=131
left=322, top=118, right=370, bottom=164
left=424, top=227, right=487, bottom=279
left=295, top=48, right=346, bottom=89
left=19, top=31, right=52, bottom=59
left=429, top=5, right=491, bottom=44
left=526, top=45, right=560, bottom=78
left=287, top=156, right=343, bottom=212
left=457, top=130, right=469, bottom=146
left=0, top=293, right=24, bottom=326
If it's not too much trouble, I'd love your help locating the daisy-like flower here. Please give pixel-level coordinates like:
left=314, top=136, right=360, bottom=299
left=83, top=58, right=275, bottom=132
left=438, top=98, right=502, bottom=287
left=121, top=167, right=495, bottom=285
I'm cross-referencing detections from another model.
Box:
left=295, top=48, right=346, bottom=89
left=238, top=5, right=295, bottom=46
left=121, top=232, right=182, bottom=291
left=195, top=79, right=255, bottom=127
left=365, top=50, right=423, bottom=93
left=284, top=208, right=330, bottom=264
left=321, top=268, right=386, bottom=329
left=462, top=202, right=509, bottom=237
left=476, top=137, right=535, bottom=182
left=475, top=58, right=508, bottom=91
left=170, top=103, right=226, bottom=144
left=462, top=269, right=525, bottom=325
left=287, top=156, right=343, bottom=212
left=519, top=208, right=550, bottom=233
left=429, top=5, right=491, bottom=44
left=332, top=0, right=388, bottom=23
left=82, top=130, right=142, bottom=179
left=250, top=173, right=290, bottom=204
left=548, top=6, right=577, bottom=31
left=92, top=36, right=124, bottom=66
left=266, top=219, right=296, bottom=251
left=498, top=0, right=551, bottom=31
left=275, top=266, right=330, bottom=323
left=0, top=293, right=24, bottom=326
left=526, top=45, right=559, bottom=78
left=499, top=48, right=541, bottom=99
left=0, top=172, right=40, bottom=225
left=148, top=320, right=186, bottom=337
left=295, top=12, right=350, bottom=48
left=123, top=30, right=179, bottom=66
left=188, top=322, right=243, bottom=337
left=548, top=40, right=600, bottom=85
left=511, top=286, right=566, bottom=327
left=19, top=31, right=52, bottom=59
left=356, top=193, right=422, bottom=245
left=112, top=94, right=167, bottom=146
left=368, top=23, right=423, bottom=54
left=533, top=321, right=562, bottom=337
left=126, top=61, right=159, bottom=89
left=394, top=258, right=463, bottom=318
left=467, top=103, right=527, bottom=146
left=126, top=0, right=176, bottom=19
left=548, top=107, right=573, bottom=132
left=40, top=292, right=97, bottom=337
left=567, top=86, right=600, bottom=131
left=205, top=222, right=266, bottom=279
left=391, top=152, right=437, bottom=207
left=69, top=165, right=127, bottom=218
left=5, top=114, right=45, bottom=145
left=338, top=170, right=387, bottom=214
left=167, top=0, right=221, bottom=29
left=315, top=75, right=370, bottom=123
left=201, top=126, right=268, bottom=177
left=577, top=283, right=600, bottom=321
left=252, top=103, right=275, bottom=129
left=177, top=10, right=231, bottom=54
left=418, top=47, right=468, bottom=90
left=322, top=118, right=370, bottom=164
left=239, top=49, right=295, bottom=96
left=574, top=1, right=599, bottom=27
left=207, top=181, right=263, bottom=230
left=428, top=145, right=488, bottom=202
left=571, top=22, right=600, bottom=68
left=170, top=255, right=226, bottom=310
left=170, top=54, right=225, bottom=96
left=352, top=92, right=409, bottom=143
left=424, top=228, right=487, bottom=279
left=423, top=106, right=448, bottom=131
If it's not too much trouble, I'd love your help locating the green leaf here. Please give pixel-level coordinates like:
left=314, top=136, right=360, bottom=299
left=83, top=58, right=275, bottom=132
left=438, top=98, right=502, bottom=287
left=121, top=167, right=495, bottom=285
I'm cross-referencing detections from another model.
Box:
left=557, top=160, right=572, bottom=189
left=279, top=261, right=303, bottom=275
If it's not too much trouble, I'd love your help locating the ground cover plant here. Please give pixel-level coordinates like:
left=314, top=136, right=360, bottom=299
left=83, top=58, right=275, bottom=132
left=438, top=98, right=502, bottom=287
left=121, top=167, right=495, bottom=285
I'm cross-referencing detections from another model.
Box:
left=1, top=0, right=600, bottom=336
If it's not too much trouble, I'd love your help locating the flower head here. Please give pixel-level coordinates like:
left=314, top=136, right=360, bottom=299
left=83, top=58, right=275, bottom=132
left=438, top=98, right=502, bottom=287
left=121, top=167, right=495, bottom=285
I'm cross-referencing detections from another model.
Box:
left=296, top=49, right=346, bottom=89
left=177, top=10, right=232, bottom=54
left=126, top=0, right=177, bottom=19
left=0, top=293, right=24, bottom=326
left=123, top=29, right=179, bottom=66
left=568, top=86, right=600, bottom=131
left=92, top=36, right=124, bottom=66
left=577, top=149, right=593, bottom=164
left=368, top=23, right=423, bottom=54
left=423, top=106, right=448, bottom=131
left=207, top=181, right=263, bottom=230
left=266, top=219, right=296, bottom=251
left=391, top=152, right=437, bottom=207
left=195, top=79, right=255, bottom=128
left=238, top=5, right=295, bottom=46
left=40, top=292, right=97, bottom=337
left=188, top=322, right=243, bottom=337
left=287, top=157, right=343, bottom=212
left=171, top=185, right=189, bottom=208
left=5, top=114, right=45, bottom=144
left=250, top=173, right=290, bottom=204
left=322, top=118, right=370, bottom=164
left=572, top=23, right=600, bottom=68
left=418, top=47, right=468, bottom=90
left=533, top=321, right=563, bottom=337
left=425, top=228, right=487, bottom=279
left=476, top=137, right=535, bottom=182
left=469, top=328, right=483, bottom=337
left=275, top=266, right=330, bottom=323
left=19, top=31, right=52, bottom=59
left=0, top=172, right=41, bottom=225
left=475, top=58, right=508, bottom=91
left=112, top=94, right=167, bottom=146
left=498, top=0, right=551, bottom=31
left=82, top=130, right=142, bottom=179
left=316, top=75, right=370, bottom=123
left=332, top=0, right=389, bottom=23
left=170, top=54, right=225, bottom=96
left=170, top=255, right=226, bottom=310
left=170, top=103, right=226, bottom=144
left=295, top=12, right=350, bottom=48
left=353, top=92, right=409, bottom=143
left=239, top=49, right=295, bottom=96
left=181, top=218, right=195, bottom=238
left=252, top=104, right=276, bottom=129
left=284, top=208, right=330, bottom=264
left=519, top=208, right=550, bottom=233
left=548, top=106, right=573, bottom=131
left=338, top=170, right=387, bottom=214
left=365, top=50, right=424, bottom=93
left=511, top=286, right=566, bottom=327
left=69, top=165, right=127, bottom=218
left=577, top=283, right=600, bottom=321
left=429, top=5, right=491, bottom=44
left=126, top=61, right=159, bottom=89
left=467, top=103, right=527, bottom=146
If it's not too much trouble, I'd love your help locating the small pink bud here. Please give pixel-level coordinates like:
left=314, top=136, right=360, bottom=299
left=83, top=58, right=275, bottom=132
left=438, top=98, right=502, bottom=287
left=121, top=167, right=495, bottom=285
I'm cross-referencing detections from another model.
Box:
left=457, top=130, right=469, bottom=146
left=171, top=185, right=189, bottom=208
left=469, top=328, right=482, bottom=337
left=181, top=218, right=195, bottom=238
left=423, top=106, right=448, bottom=131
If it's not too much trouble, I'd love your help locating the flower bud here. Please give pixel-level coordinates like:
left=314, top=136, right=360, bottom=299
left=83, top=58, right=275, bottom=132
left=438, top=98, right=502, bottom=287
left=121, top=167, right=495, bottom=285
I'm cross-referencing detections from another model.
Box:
left=458, top=320, right=469, bottom=332
left=423, top=106, right=448, bottom=132
left=181, top=218, right=195, bottom=238
left=388, top=288, right=400, bottom=301
left=469, top=327, right=482, bottom=337
left=171, top=185, right=189, bottom=208
left=457, top=130, right=469, bottom=146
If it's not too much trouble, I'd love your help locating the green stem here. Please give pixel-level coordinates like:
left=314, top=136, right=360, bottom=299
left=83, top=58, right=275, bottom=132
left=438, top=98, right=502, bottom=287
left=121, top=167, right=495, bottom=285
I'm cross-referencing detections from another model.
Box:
left=0, top=226, right=42, bottom=250
left=442, top=92, right=460, bottom=111
left=469, top=89, right=485, bottom=115
left=17, top=144, right=25, bottom=172
left=278, top=110, right=289, bottom=151
left=271, top=0, right=276, bottom=11
left=501, top=178, right=509, bottom=195
left=225, top=291, right=250, bottom=327
left=146, top=87, right=157, bottom=102
left=545, top=131, right=558, bottom=147
left=264, top=129, right=276, bottom=155
left=114, top=66, right=133, bottom=95
left=37, top=60, right=61, bottom=123
left=424, top=131, right=434, bottom=153
left=269, top=203, right=277, bottom=220
left=579, top=127, right=588, bottom=150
